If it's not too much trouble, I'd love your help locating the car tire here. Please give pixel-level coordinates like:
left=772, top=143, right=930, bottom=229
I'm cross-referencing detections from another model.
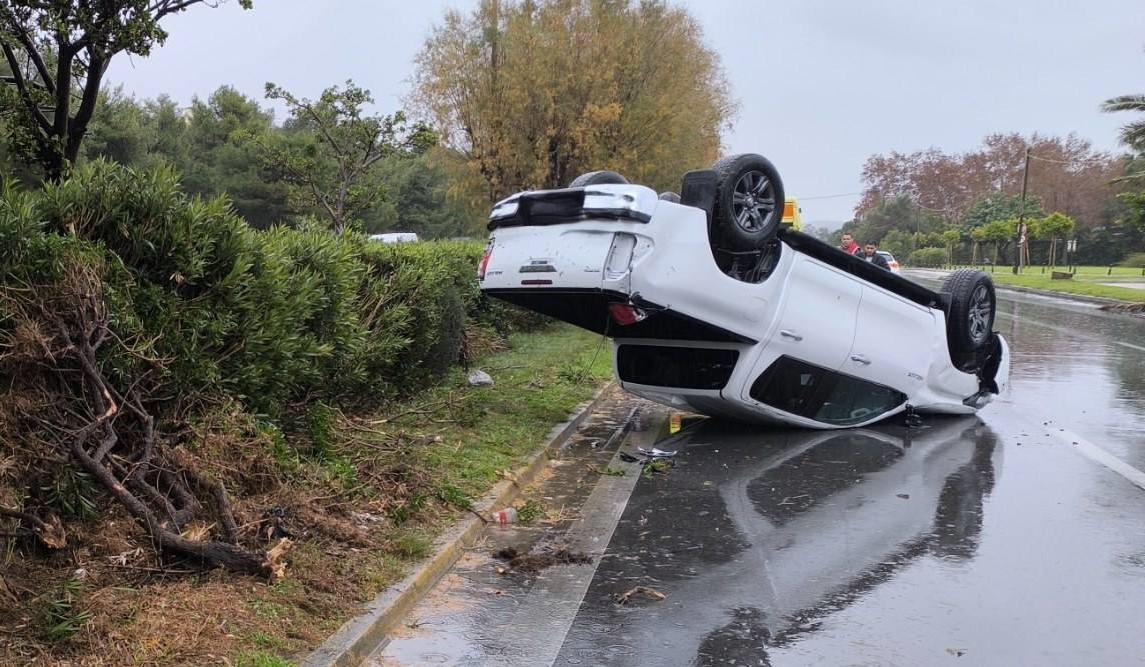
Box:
left=568, top=170, right=628, bottom=187
left=711, top=154, right=784, bottom=252
left=942, top=269, right=996, bottom=354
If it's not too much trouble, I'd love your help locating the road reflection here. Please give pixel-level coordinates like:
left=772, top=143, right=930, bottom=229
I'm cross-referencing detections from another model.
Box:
left=562, top=415, right=1002, bottom=667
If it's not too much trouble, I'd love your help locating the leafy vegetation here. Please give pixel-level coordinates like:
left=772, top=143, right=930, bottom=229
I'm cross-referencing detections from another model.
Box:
left=907, top=247, right=947, bottom=267
left=0, top=0, right=252, bottom=180
left=515, top=499, right=547, bottom=525
left=0, top=161, right=553, bottom=580
left=35, top=577, right=92, bottom=643
left=249, top=82, right=436, bottom=232
left=411, top=0, right=734, bottom=210
left=842, top=133, right=1140, bottom=267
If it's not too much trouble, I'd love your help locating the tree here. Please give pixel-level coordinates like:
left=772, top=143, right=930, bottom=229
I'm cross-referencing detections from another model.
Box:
left=970, top=226, right=988, bottom=263
left=942, top=228, right=961, bottom=265
left=179, top=86, right=291, bottom=229
left=0, top=0, right=251, bottom=181
left=1124, top=192, right=1145, bottom=235
left=412, top=0, right=734, bottom=206
left=982, top=219, right=1015, bottom=264
left=365, top=150, right=474, bottom=238
left=1102, top=93, right=1145, bottom=152
left=858, top=134, right=1120, bottom=230
left=80, top=86, right=157, bottom=166
left=879, top=229, right=915, bottom=260
left=965, top=193, right=1045, bottom=228
left=249, top=81, right=435, bottom=232
left=1034, top=212, right=1075, bottom=268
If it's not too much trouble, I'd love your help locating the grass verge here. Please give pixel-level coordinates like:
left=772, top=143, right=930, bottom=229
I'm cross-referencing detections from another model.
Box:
left=984, top=270, right=1145, bottom=303
left=0, top=324, right=612, bottom=666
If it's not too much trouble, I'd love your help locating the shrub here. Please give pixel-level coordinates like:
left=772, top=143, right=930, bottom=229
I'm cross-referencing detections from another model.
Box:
left=6, top=161, right=547, bottom=415
left=907, top=247, right=948, bottom=267
left=1118, top=252, right=1145, bottom=268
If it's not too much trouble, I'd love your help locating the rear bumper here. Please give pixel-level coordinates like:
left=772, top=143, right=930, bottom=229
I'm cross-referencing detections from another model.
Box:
left=485, top=288, right=756, bottom=343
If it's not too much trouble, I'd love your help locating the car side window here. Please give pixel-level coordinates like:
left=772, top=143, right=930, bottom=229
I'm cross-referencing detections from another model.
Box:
left=813, top=374, right=906, bottom=425
left=749, top=356, right=906, bottom=425
left=749, top=356, right=827, bottom=415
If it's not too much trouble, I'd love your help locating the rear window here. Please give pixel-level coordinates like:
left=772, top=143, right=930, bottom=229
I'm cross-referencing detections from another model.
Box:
left=617, top=345, right=739, bottom=390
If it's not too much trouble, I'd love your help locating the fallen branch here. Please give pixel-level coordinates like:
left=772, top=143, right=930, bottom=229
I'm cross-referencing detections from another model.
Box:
left=615, top=586, right=666, bottom=605
left=0, top=506, right=66, bottom=549
left=4, top=264, right=275, bottom=577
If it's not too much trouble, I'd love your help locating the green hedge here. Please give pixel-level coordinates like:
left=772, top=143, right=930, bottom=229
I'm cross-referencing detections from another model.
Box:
left=1118, top=252, right=1145, bottom=268
left=907, top=247, right=948, bottom=268
left=1, top=161, right=544, bottom=417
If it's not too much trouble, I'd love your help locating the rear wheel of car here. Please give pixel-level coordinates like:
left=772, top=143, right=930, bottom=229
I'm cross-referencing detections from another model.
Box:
left=568, top=170, right=628, bottom=187
left=942, top=269, right=996, bottom=355
left=711, top=154, right=784, bottom=252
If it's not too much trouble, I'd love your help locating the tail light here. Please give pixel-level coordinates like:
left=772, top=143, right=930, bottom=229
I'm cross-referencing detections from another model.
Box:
left=477, top=242, right=493, bottom=280
left=608, top=302, right=647, bottom=326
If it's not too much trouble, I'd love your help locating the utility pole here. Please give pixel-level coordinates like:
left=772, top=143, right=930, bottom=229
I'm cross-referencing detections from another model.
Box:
left=1013, top=148, right=1031, bottom=275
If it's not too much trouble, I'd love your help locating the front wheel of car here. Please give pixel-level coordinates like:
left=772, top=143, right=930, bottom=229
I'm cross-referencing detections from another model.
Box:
left=711, top=153, right=785, bottom=252
left=943, top=269, right=996, bottom=355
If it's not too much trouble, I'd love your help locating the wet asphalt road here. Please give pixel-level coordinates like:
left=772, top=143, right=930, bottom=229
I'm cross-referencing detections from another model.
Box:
left=373, top=287, right=1145, bottom=667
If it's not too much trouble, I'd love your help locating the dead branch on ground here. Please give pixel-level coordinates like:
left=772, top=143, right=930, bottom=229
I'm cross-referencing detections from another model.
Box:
left=0, top=262, right=279, bottom=578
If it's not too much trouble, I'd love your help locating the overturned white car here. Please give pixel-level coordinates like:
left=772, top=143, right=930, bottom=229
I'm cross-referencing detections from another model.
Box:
left=478, top=154, right=1010, bottom=429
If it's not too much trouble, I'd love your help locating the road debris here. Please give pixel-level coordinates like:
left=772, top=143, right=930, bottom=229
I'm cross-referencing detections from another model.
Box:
left=615, top=586, right=667, bottom=605
left=492, top=546, right=592, bottom=573
left=490, top=507, right=518, bottom=526
left=617, top=445, right=678, bottom=473
left=946, top=647, right=968, bottom=657
left=468, top=369, right=495, bottom=386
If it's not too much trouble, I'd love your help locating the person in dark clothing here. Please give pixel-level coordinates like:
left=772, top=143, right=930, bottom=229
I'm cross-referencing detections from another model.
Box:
left=863, top=243, right=891, bottom=270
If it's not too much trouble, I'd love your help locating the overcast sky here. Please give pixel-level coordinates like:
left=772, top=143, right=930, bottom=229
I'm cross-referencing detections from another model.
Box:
left=107, top=0, right=1145, bottom=225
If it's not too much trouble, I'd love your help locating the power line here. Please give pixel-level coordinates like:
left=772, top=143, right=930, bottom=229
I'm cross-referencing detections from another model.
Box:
left=797, top=191, right=863, bottom=201
left=1027, top=152, right=1118, bottom=166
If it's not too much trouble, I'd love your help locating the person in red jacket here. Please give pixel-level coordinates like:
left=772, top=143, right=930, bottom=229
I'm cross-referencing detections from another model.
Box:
left=840, top=233, right=861, bottom=255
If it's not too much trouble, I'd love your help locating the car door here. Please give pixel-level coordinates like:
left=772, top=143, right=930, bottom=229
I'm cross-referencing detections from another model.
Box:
left=741, top=255, right=861, bottom=386
left=844, top=285, right=936, bottom=395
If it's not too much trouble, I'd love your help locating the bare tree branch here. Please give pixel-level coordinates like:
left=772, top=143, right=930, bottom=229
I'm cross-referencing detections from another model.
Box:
left=0, top=14, right=56, bottom=90
left=0, top=44, right=53, bottom=133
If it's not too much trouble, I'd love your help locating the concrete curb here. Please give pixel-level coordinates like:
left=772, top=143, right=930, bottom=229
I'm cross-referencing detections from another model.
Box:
left=300, top=381, right=618, bottom=667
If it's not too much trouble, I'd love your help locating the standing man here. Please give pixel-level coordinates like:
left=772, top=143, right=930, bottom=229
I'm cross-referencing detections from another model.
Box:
left=863, top=242, right=891, bottom=270
left=840, top=233, right=862, bottom=255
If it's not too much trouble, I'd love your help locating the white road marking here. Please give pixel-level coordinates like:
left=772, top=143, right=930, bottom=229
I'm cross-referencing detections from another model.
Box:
left=487, top=408, right=658, bottom=667
left=1115, top=340, right=1145, bottom=353
left=1039, top=422, right=1145, bottom=492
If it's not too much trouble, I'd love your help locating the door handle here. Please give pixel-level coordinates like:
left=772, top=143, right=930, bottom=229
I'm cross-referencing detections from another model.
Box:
left=850, top=354, right=871, bottom=365
left=779, top=329, right=803, bottom=342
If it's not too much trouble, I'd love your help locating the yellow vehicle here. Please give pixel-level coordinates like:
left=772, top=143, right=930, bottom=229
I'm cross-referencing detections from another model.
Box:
left=781, top=197, right=802, bottom=231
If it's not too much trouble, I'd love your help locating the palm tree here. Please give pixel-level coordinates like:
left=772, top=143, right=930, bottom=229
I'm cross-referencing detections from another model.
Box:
left=1104, top=93, right=1145, bottom=183
left=1102, top=94, right=1145, bottom=150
